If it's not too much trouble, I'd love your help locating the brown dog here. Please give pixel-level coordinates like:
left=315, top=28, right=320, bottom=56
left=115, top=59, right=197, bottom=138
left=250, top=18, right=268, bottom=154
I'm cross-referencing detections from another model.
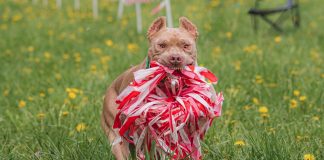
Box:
left=101, top=16, right=199, bottom=160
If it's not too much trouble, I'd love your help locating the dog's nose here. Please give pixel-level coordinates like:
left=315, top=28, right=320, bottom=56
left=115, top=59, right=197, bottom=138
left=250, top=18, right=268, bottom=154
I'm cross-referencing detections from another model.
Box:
left=169, top=55, right=183, bottom=64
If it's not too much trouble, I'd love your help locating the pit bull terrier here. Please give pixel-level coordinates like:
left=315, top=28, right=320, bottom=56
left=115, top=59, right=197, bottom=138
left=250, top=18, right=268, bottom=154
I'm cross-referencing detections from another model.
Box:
left=101, top=16, right=199, bottom=160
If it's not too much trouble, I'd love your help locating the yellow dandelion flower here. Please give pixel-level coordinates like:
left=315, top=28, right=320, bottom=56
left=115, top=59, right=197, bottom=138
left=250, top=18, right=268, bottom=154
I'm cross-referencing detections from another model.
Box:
left=290, top=70, right=300, bottom=76
left=243, top=47, right=250, bottom=53
left=268, top=128, right=275, bottom=134
left=210, top=0, right=220, bottom=7
left=47, top=88, right=54, bottom=94
left=63, top=53, right=70, bottom=60
left=100, top=55, right=111, bottom=65
left=299, top=96, right=307, bottom=102
left=24, top=6, right=33, bottom=14
left=258, top=106, right=268, bottom=113
left=65, top=88, right=71, bottom=93
left=250, top=44, right=257, bottom=50
left=127, top=43, right=139, bottom=53
left=309, top=21, right=317, bottom=29
left=3, top=89, right=9, bottom=96
left=107, top=16, right=113, bottom=22
left=75, top=55, right=81, bottom=62
left=39, top=92, right=46, bottom=97
left=310, top=49, right=320, bottom=62
left=266, top=83, right=278, bottom=88
left=91, top=47, right=102, bottom=55
left=102, top=63, right=109, bottom=71
left=90, top=64, right=97, bottom=73
left=312, top=116, right=319, bottom=121
left=43, top=51, right=51, bottom=59
left=260, top=113, right=270, bottom=118
left=71, top=88, right=80, bottom=93
left=36, top=22, right=43, bottom=29
left=105, top=39, right=113, bottom=47
left=27, top=96, right=34, bottom=101
left=232, top=61, right=241, bottom=71
left=252, top=97, right=260, bottom=105
left=64, top=98, right=70, bottom=104
left=37, top=112, right=45, bottom=119
left=68, top=92, right=77, bottom=99
left=203, top=23, right=211, bottom=31
left=55, top=73, right=62, bottom=80
left=121, top=18, right=128, bottom=28
left=0, top=24, right=8, bottom=30
left=212, top=47, right=221, bottom=58
left=290, top=99, right=298, bottom=109
left=303, top=154, right=315, bottom=160
left=293, top=90, right=300, bottom=96
left=22, top=67, right=32, bottom=74
left=243, top=105, right=251, bottom=110
left=27, top=46, right=34, bottom=52
left=62, top=111, right=69, bottom=116
left=12, top=14, right=22, bottom=22
left=234, top=140, right=246, bottom=147
left=48, top=30, right=54, bottom=36
left=82, top=96, right=89, bottom=103
left=76, top=123, right=87, bottom=132
left=296, top=135, right=303, bottom=142
left=74, top=53, right=81, bottom=62
left=18, top=100, right=26, bottom=108
left=213, top=47, right=221, bottom=54
left=34, top=57, right=40, bottom=63
left=78, top=27, right=84, bottom=33
left=274, top=36, right=282, bottom=43
left=226, top=32, right=232, bottom=39
left=255, top=75, right=264, bottom=84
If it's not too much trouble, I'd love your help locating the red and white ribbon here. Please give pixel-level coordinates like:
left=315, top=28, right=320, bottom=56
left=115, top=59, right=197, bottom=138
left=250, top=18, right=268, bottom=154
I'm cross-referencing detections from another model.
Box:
left=151, top=1, right=166, bottom=15
left=113, top=61, right=223, bottom=159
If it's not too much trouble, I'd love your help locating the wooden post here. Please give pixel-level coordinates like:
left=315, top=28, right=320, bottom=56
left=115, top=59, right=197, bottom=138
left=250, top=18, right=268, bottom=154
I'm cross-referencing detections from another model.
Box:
left=93, top=0, right=99, bottom=19
left=135, top=3, right=142, bottom=33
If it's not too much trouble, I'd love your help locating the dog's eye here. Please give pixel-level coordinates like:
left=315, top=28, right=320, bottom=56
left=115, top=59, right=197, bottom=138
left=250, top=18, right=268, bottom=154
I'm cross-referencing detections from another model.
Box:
left=183, top=44, right=191, bottom=49
left=159, top=43, right=167, bottom=49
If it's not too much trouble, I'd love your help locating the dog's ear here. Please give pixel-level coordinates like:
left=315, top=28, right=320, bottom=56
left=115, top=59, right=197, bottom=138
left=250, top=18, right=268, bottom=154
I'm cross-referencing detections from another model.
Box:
left=147, top=17, right=167, bottom=41
left=179, top=17, right=199, bottom=40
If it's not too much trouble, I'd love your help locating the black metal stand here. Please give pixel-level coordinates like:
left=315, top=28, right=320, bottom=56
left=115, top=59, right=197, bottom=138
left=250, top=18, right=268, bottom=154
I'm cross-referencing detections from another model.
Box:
left=248, top=0, right=300, bottom=32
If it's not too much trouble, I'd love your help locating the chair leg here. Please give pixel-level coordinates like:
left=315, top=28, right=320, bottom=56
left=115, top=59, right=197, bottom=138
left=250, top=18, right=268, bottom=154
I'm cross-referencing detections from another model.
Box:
left=275, top=11, right=288, bottom=27
left=260, top=15, right=283, bottom=32
left=250, top=15, right=258, bottom=32
left=293, top=5, right=300, bottom=27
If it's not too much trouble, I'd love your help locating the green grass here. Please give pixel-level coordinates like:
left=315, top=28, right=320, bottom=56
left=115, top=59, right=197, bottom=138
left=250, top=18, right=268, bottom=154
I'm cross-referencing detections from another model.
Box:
left=0, top=0, right=323, bottom=159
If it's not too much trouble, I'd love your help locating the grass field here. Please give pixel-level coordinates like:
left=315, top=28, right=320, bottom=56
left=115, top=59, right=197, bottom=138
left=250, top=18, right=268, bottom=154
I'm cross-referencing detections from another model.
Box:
left=0, top=0, right=323, bottom=159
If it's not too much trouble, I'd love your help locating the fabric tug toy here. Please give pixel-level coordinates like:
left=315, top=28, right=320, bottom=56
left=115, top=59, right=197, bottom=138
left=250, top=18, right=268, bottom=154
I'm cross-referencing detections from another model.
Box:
left=113, top=61, right=223, bottom=159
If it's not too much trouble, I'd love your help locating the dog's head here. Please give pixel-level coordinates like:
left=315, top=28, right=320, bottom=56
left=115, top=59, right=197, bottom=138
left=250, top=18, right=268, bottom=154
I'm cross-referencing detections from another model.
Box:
left=147, top=17, right=199, bottom=69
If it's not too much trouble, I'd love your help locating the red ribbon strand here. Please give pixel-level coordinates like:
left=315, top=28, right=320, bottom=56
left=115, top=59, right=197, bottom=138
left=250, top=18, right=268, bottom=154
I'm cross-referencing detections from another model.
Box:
left=113, top=61, right=223, bottom=159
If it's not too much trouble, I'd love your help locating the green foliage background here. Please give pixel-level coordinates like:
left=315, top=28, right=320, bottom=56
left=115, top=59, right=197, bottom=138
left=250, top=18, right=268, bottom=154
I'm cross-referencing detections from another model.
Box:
left=0, top=0, right=323, bottom=159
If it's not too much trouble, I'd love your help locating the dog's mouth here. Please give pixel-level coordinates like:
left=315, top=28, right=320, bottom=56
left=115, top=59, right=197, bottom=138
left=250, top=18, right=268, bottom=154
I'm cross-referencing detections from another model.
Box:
left=165, top=63, right=194, bottom=71
left=169, top=66, right=184, bottom=70
left=156, top=58, right=195, bottom=71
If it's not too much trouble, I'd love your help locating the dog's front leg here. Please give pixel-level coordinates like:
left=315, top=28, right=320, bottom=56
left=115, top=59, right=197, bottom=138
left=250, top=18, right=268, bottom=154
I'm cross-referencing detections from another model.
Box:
left=101, top=87, right=130, bottom=160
